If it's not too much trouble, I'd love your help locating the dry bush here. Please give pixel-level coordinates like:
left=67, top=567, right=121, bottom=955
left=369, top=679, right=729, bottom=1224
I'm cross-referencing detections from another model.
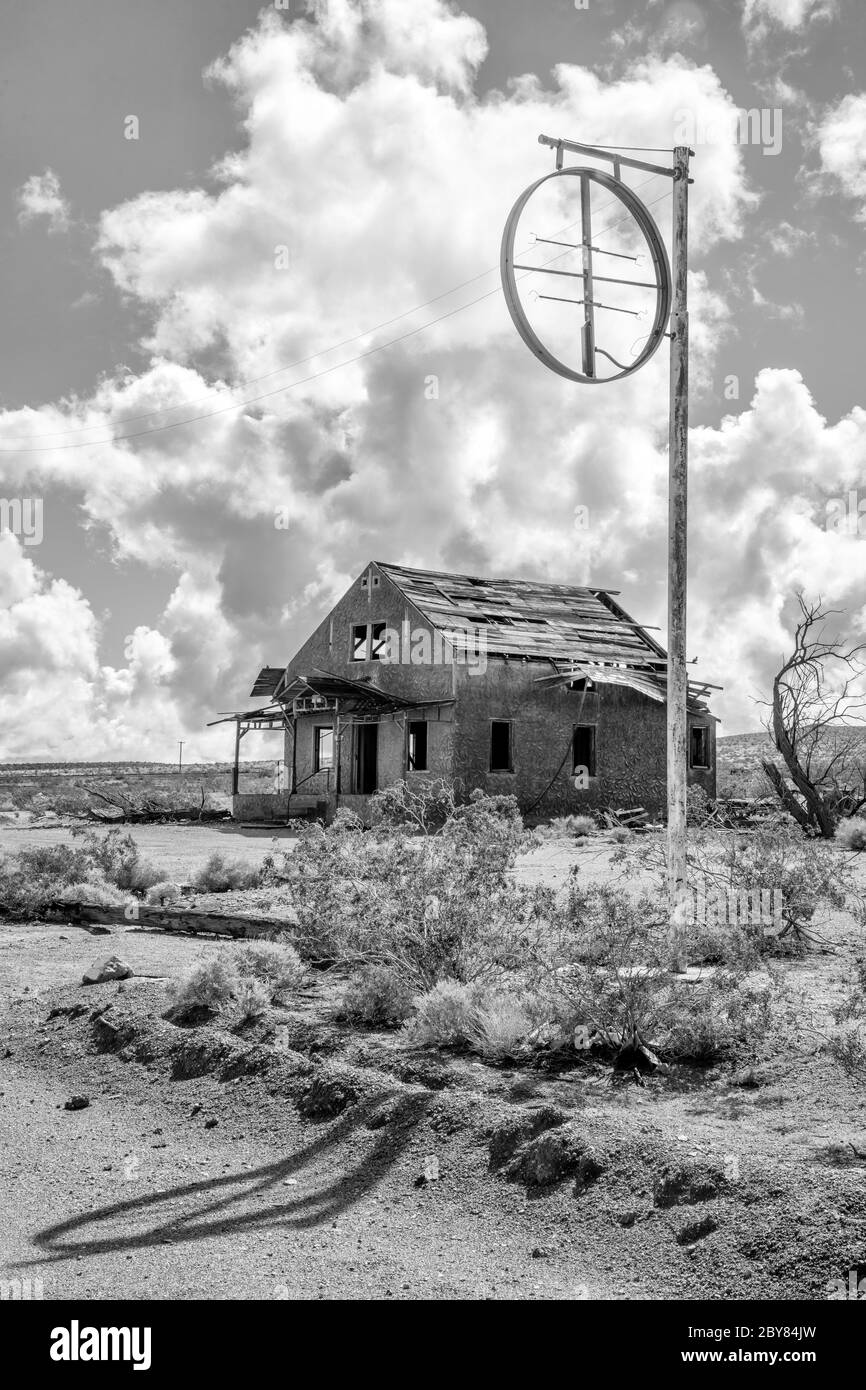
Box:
left=543, top=814, right=597, bottom=840
left=193, top=852, right=261, bottom=893
left=470, top=991, right=533, bottom=1060
left=836, top=818, right=866, bottom=852
left=71, top=828, right=163, bottom=895
left=233, top=941, right=306, bottom=998
left=655, top=972, right=778, bottom=1064
left=522, top=880, right=783, bottom=1066
left=826, top=1022, right=866, bottom=1077
left=0, top=836, right=157, bottom=920
left=620, top=824, right=850, bottom=957
left=369, top=779, right=459, bottom=834
left=145, top=880, right=183, bottom=906
left=403, top=979, right=481, bottom=1048
left=235, top=977, right=271, bottom=1023
left=167, top=958, right=238, bottom=1013
left=268, top=788, right=537, bottom=985
left=55, top=879, right=128, bottom=909
left=341, top=966, right=414, bottom=1028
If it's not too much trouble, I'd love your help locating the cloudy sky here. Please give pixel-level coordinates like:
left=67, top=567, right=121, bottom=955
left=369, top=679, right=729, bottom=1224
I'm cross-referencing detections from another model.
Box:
left=1, top=0, right=864, bottom=760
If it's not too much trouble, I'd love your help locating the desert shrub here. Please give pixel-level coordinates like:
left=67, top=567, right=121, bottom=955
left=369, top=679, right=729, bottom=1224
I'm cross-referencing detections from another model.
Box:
left=833, top=953, right=866, bottom=1025
left=403, top=979, right=481, bottom=1048
left=370, top=780, right=458, bottom=834
left=55, top=879, right=128, bottom=909
left=545, top=814, right=597, bottom=840
left=623, top=824, right=850, bottom=959
left=528, top=882, right=783, bottom=1066
left=341, top=966, right=414, bottom=1027
left=193, top=852, right=261, bottom=893
left=0, top=843, right=98, bottom=919
left=233, top=941, right=306, bottom=998
left=167, top=958, right=238, bottom=1012
left=470, top=990, right=533, bottom=1060
left=145, top=880, right=183, bottom=906
left=836, top=818, right=866, bottom=852
left=610, top=827, right=631, bottom=845
left=235, top=977, right=271, bottom=1023
left=656, top=972, right=777, bottom=1064
left=826, top=1022, right=866, bottom=1077
left=687, top=785, right=712, bottom=827
left=719, top=828, right=848, bottom=950
left=269, top=789, right=535, bottom=985
left=528, top=880, right=699, bottom=1059
left=71, top=829, right=163, bottom=895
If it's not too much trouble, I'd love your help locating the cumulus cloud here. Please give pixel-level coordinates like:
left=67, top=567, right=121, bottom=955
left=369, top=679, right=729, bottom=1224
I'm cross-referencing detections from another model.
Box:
left=742, top=0, right=836, bottom=34
left=0, top=0, right=856, bottom=755
left=814, top=92, right=866, bottom=219
left=16, top=169, right=71, bottom=234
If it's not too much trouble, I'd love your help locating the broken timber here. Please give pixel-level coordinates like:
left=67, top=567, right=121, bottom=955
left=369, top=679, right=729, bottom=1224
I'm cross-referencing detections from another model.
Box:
left=43, top=900, right=287, bottom=939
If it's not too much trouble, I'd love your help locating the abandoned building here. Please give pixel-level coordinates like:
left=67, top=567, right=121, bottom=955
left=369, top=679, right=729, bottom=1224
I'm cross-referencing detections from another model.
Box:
left=217, top=560, right=717, bottom=823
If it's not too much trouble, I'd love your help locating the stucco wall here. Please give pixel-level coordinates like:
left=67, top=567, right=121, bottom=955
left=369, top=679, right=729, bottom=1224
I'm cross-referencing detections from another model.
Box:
left=451, top=658, right=715, bottom=814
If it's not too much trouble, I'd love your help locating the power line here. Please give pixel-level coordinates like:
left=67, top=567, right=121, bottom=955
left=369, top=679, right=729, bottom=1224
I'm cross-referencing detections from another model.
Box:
left=0, top=184, right=672, bottom=454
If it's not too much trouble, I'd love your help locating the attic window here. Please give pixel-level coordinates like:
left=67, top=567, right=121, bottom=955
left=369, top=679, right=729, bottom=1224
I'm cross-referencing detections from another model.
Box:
left=351, top=624, right=368, bottom=661
left=690, top=726, right=710, bottom=770
left=370, top=622, right=388, bottom=660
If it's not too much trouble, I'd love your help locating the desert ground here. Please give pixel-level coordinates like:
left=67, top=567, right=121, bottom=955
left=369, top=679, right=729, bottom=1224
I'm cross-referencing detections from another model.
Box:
left=2, top=816, right=865, bottom=1302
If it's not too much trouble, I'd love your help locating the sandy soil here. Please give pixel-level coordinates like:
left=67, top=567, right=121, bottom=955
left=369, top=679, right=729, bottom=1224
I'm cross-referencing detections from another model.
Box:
left=2, top=828, right=866, bottom=1301
left=2, top=901, right=866, bottom=1301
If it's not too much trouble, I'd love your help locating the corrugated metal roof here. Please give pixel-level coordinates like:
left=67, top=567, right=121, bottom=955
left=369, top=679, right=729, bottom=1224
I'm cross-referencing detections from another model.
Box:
left=377, top=561, right=665, bottom=665
left=377, top=562, right=716, bottom=715
left=249, top=667, right=285, bottom=698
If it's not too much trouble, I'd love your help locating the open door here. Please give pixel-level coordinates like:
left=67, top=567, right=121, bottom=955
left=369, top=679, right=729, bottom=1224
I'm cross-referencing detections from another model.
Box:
left=354, top=724, right=378, bottom=794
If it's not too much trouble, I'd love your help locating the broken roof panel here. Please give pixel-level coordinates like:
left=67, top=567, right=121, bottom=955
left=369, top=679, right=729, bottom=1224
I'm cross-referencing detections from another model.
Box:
left=377, top=561, right=668, bottom=667
left=249, top=667, right=286, bottom=699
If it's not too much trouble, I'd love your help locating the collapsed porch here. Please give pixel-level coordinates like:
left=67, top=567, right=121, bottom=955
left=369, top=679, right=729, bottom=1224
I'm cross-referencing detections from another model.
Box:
left=208, top=669, right=455, bottom=824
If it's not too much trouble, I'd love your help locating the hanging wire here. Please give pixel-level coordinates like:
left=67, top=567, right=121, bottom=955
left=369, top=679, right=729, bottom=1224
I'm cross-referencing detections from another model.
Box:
left=2, top=172, right=668, bottom=446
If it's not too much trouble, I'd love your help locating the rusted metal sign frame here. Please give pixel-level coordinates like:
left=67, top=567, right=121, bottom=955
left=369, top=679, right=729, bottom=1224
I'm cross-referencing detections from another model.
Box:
left=501, top=134, right=693, bottom=966
left=500, top=166, right=672, bottom=385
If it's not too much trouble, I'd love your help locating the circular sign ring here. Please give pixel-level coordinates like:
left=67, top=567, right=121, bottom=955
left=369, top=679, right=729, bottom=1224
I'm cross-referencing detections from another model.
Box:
left=500, top=166, right=672, bottom=384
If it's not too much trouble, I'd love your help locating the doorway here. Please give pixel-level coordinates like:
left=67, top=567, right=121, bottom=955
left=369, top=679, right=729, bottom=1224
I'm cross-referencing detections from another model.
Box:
left=354, top=724, right=378, bottom=794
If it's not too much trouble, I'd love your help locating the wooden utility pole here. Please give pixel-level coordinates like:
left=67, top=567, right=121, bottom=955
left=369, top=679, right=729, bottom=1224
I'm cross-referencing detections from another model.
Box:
left=501, top=136, right=694, bottom=967
left=667, top=145, right=690, bottom=969
left=178, top=740, right=185, bottom=777
left=232, top=721, right=241, bottom=797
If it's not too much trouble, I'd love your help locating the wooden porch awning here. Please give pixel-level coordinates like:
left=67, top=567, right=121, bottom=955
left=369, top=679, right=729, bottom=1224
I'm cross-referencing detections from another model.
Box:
left=209, top=669, right=455, bottom=729
left=282, top=670, right=454, bottom=718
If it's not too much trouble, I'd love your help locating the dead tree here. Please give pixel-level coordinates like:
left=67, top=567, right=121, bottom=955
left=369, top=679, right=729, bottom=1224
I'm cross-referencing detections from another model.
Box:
left=761, top=594, right=866, bottom=837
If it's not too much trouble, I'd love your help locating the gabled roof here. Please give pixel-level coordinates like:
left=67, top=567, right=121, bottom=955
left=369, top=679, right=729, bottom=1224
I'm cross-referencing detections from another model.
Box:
left=377, top=561, right=664, bottom=666
left=377, top=562, right=717, bottom=715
